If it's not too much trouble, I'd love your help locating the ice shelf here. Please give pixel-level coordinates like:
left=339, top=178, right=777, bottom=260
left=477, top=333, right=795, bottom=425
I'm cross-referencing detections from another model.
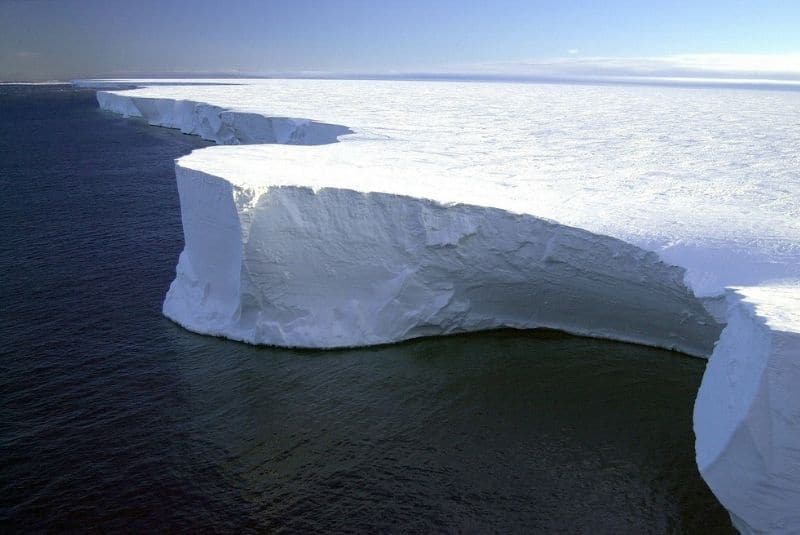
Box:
left=83, top=78, right=800, bottom=533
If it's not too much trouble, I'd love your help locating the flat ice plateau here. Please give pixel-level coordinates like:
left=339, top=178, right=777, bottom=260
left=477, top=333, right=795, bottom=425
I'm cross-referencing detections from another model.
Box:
left=83, top=78, right=799, bottom=533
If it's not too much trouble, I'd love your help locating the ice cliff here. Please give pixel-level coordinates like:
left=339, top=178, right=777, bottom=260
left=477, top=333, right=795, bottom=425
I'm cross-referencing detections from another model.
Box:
left=165, top=162, right=719, bottom=354
left=89, top=80, right=800, bottom=533
left=96, top=90, right=351, bottom=145
left=695, top=285, right=800, bottom=533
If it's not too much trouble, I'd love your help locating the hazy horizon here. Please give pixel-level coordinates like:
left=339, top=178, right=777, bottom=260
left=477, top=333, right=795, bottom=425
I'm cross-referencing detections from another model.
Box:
left=2, top=0, right=800, bottom=82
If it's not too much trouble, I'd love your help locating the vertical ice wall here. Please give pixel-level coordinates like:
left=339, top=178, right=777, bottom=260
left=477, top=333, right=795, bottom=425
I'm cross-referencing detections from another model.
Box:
left=162, top=165, right=721, bottom=354
left=695, top=285, right=800, bottom=534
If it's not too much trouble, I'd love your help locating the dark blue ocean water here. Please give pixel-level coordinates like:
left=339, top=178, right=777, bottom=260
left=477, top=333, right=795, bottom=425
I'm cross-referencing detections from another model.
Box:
left=0, top=85, right=731, bottom=533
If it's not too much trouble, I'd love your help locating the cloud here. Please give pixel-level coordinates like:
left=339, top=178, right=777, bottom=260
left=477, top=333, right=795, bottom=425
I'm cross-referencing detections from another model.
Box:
left=447, top=53, right=800, bottom=81
left=14, top=51, right=41, bottom=59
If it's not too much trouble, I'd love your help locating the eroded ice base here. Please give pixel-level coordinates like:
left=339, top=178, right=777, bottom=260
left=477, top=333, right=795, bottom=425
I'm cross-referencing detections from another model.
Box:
left=89, top=81, right=800, bottom=534
left=165, top=163, right=720, bottom=355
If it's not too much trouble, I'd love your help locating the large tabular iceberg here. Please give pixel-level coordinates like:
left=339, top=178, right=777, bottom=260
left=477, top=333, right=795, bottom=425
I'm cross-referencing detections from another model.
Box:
left=83, top=78, right=800, bottom=533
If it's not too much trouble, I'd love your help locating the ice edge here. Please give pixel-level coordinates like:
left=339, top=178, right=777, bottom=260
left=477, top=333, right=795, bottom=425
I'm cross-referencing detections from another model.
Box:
left=89, top=83, right=799, bottom=534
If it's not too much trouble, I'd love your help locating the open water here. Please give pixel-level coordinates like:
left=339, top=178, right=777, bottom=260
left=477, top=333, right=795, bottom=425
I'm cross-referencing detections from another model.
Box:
left=0, top=85, right=732, bottom=533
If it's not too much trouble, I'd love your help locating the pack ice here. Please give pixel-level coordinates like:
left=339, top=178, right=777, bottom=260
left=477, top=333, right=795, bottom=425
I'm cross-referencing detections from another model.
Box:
left=84, top=78, right=800, bottom=533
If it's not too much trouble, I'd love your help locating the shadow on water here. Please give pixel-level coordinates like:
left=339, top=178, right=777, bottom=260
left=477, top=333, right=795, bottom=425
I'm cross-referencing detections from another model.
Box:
left=0, top=85, right=732, bottom=533
left=165, top=326, right=733, bottom=534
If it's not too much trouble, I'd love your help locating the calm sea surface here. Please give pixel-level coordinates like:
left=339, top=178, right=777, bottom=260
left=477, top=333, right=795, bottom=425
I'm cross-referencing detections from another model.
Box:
left=0, top=85, right=732, bottom=533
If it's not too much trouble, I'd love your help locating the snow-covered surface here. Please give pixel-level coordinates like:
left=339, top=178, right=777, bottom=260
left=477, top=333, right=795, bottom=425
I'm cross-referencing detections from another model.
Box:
left=88, top=78, right=800, bottom=297
left=83, top=78, right=800, bottom=532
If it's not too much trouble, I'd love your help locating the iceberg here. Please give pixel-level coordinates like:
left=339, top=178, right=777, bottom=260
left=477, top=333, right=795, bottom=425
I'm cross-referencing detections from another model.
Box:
left=84, top=79, right=800, bottom=533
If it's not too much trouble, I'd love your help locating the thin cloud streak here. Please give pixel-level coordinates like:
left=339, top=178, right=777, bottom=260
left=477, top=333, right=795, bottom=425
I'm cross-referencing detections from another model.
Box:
left=446, top=54, right=800, bottom=81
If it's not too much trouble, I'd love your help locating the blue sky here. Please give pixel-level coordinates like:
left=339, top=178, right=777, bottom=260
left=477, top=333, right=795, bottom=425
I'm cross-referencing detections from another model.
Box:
left=2, top=0, right=799, bottom=80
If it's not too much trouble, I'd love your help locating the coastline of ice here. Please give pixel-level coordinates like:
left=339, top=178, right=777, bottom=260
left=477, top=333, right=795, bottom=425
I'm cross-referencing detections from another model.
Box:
left=84, top=79, right=799, bottom=533
left=695, top=284, right=800, bottom=533
left=166, top=162, right=721, bottom=355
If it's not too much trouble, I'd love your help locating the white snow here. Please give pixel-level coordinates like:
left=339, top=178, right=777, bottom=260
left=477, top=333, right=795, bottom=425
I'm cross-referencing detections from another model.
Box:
left=84, top=78, right=800, bottom=533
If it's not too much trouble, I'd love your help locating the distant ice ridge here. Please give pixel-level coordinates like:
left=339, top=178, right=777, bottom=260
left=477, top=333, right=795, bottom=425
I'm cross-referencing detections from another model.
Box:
left=96, top=90, right=351, bottom=145
left=90, top=80, right=800, bottom=534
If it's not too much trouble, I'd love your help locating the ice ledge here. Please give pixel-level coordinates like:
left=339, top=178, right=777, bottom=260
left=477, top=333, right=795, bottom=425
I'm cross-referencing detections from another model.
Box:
left=163, top=165, right=721, bottom=356
left=96, top=90, right=352, bottom=145
left=92, top=86, right=799, bottom=533
left=695, top=284, right=800, bottom=534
